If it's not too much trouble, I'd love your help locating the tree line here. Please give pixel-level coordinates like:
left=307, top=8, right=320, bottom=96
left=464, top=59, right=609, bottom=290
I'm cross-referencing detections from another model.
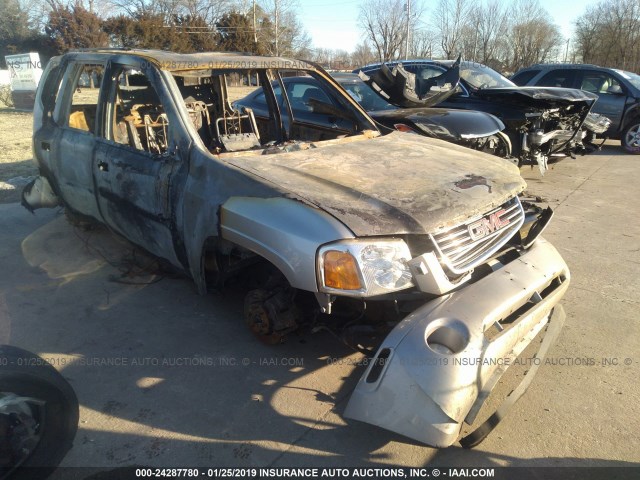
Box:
left=358, top=0, right=640, bottom=74
left=1, top=0, right=638, bottom=74
left=0, top=0, right=313, bottom=68
left=574, top=0, right=640, bottom=72
left=358, top=0, right=565, bottom=74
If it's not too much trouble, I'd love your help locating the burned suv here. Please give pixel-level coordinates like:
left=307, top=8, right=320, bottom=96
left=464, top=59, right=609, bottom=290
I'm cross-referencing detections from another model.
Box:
left=23, top=50, right=570, bottom=448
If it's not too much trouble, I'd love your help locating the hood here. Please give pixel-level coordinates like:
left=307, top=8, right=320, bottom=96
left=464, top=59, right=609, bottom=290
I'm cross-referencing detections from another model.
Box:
left=358, top=59, right=460, bottom=108
left=370, top=107, right=505, bottom=141
left=475, top=86, right=598, bottom=108
left=227, top=132, right=525, bottom=236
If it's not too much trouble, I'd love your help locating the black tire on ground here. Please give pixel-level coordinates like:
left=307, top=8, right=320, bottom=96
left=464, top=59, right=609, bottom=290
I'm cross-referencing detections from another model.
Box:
left=0, top=345, right=79, bottom=480
left=621, top=119, right=640, bottom=154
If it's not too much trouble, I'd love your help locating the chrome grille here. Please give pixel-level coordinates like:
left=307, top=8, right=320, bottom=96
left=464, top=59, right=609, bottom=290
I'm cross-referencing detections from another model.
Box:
left=430, top=197, right=524, bottom=274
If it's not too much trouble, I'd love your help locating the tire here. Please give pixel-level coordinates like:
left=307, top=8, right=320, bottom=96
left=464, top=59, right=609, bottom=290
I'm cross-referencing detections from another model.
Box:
left=621, top=120, right=640, bottom=154
left=0, top=346, right=79, bottom=480
left=472, top=131, right=513, bottom=160
left=488, top=131, right=513, bottom=159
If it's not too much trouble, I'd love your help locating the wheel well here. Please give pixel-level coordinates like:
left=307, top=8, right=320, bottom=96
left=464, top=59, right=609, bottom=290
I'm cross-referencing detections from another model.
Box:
left=620, top=109, right=640, bottom=135
left=623, top=115, right=640, bottom=130
left=201, top=237, right=289, bottom=292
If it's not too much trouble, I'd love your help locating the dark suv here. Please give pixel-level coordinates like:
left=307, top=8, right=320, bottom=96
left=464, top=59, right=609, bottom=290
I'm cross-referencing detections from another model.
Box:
left=512, top=63, right=640, bottom=153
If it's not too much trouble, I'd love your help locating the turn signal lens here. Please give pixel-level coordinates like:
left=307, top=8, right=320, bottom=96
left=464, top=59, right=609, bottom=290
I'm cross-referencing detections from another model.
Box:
left=323, top=250, right=362, bottom=290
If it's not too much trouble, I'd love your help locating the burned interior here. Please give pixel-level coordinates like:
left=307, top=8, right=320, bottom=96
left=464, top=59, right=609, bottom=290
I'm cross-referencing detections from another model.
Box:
left=168, top=68, right=375, bottom=154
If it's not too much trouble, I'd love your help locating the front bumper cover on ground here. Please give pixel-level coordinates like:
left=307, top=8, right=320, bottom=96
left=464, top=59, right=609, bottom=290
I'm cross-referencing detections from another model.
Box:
left=344, top=237, right=570, bottom=447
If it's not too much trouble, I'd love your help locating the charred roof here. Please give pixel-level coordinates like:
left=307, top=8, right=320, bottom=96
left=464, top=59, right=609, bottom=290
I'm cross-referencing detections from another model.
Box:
left=63, top=49, right=316, bottom=72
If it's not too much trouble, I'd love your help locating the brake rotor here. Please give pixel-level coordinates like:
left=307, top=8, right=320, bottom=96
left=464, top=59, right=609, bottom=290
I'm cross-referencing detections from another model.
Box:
left=0, top=393, right=44, bottom=475
left=244, top=290, right=285, bottom=345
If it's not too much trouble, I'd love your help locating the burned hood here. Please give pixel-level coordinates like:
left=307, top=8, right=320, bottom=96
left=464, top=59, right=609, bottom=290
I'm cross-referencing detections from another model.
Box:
left=370, top=107, right=505, bottom=141
left=475, top=86, right=598, bottom=107
left=226, top=133, right=525, bottom=236
left=358, top=60, right=460, bottom=108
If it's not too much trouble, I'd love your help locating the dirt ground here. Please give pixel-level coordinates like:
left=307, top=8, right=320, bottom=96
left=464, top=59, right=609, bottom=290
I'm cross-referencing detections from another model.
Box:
left=0, top=144, right=637, bottom=472
left=0, top=108, right=37, bottom=203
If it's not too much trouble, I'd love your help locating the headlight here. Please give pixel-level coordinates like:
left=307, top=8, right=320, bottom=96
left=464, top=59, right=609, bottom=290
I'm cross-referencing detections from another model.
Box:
left=317, top=239, right=414, bottom=296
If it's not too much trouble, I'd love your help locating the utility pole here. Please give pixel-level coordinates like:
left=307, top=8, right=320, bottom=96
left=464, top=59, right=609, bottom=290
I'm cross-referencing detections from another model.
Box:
left=275, top=0, right=279, bottom=57
left=563, top=39, right=570, bottom=63
left=405, top=0, right=411, bottom=60
left=253, top=0, right=257, bottom=44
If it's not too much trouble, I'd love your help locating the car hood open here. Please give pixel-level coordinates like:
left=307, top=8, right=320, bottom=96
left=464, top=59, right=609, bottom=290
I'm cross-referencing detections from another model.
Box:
left=358, top=60, right=461, bottom=108
left=226, top=132, right=525, bottom=236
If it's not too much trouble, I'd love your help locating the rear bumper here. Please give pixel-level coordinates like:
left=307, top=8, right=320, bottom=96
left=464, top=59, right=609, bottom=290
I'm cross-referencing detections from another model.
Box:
left=344, top=236, right=570, bottom=447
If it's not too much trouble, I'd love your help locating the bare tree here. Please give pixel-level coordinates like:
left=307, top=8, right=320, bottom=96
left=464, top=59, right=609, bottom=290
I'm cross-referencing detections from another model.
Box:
left=454, top=0, right=509, bottom=68
left=432, top=0, right=471, bottom=58
left=312, top=48, right=351, bottom=69
left=574, top=0, right=640, bottom=71
left=358, top=0, right=417, bottom=62
left=350, top=42, right=376, bottom=68
left=409, top=28, right=436, bottom=58
left=474, top=0, right=509, bottom=65
left=507, top=0, right=563, bottom=72
left=257, top=0, right=310, bottom=57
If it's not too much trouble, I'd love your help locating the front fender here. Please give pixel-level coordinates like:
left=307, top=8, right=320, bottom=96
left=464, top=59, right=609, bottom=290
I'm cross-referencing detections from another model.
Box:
left=373, top=108, right=505, bottom=142
left=220, top=197, right=354, bottom=292
left=621, top=101, right=640, bottom=133
left=411, top=109, right=505, bottom=141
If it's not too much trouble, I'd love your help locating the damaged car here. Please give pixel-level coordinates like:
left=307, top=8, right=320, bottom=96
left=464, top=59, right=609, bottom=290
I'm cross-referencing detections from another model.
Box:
left=355, top=60, right=608, bottom=173
left=234, top=73, right=511, bottom=158
left=23, top=49, right=570, bottom=448
left=512, top=63, right=640, bottom=153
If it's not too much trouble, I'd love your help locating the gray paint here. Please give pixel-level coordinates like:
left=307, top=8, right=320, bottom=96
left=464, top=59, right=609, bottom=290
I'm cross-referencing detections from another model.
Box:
left=220, top=197, right=354, bottom=292
left=345, top=237, right=570, bottom=446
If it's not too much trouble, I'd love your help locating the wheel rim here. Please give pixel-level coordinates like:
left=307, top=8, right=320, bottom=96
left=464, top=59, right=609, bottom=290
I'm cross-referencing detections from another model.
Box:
left=478, top=133, right=512, bottom=158
left=0, top=393, right=44, bottom=475
left=625, top=123, right=640, bottom=148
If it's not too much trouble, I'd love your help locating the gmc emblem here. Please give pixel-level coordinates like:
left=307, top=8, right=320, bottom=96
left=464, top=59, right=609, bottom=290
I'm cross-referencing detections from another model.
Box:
left=468, top=209, right=510, bottom=241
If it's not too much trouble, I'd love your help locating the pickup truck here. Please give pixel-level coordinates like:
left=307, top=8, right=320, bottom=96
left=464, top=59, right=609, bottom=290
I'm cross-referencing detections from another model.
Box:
left=22, top=50, right=570, bottom=447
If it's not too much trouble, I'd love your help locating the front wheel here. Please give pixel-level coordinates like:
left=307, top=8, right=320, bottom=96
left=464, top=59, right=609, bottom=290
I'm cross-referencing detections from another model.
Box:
left=0, top=346, right=79, bottom=480
left=472, top=131, right=513, bottom=159
left=621, top=120, right=640, bottom=153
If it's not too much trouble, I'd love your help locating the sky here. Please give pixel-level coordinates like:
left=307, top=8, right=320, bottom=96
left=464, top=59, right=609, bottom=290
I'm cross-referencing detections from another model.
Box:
left=298, top=0, right=601, bottom=54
